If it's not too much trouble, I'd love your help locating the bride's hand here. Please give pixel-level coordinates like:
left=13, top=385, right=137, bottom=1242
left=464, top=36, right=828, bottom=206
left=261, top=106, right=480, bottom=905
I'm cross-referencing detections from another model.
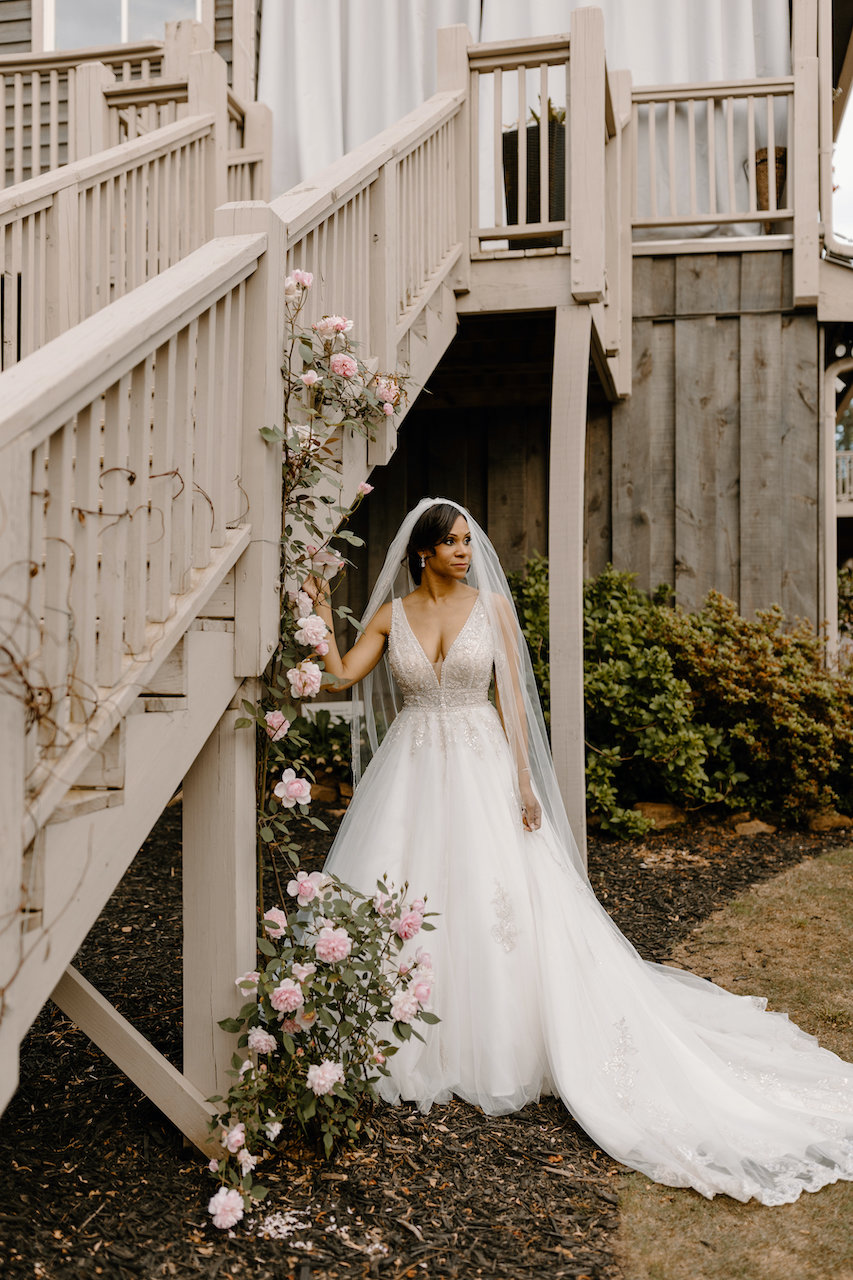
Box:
left=520, top=785, right=541, bottom=832
left=301, top=574, right=327, bottom=605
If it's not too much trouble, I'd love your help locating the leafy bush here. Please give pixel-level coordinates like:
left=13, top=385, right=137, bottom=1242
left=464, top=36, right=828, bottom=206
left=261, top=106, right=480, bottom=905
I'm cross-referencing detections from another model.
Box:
left=509, top=557, right=853, bottom=835
left=839, top=566, right=853, bottom=639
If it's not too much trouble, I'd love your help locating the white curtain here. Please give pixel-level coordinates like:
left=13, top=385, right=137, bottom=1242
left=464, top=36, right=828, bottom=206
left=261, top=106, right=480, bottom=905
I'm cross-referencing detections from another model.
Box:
left=259, top=0, right=791, bottom=201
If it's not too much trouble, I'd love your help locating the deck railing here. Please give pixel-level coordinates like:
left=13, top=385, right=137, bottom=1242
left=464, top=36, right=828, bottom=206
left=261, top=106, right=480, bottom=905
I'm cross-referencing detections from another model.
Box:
left=1, top=41, right=165, bottom=185
left=0, top=228, right=275, bottom=842
left=632, top=79, right=794, bottom=231
left=0, top=113, right=216, bottom=369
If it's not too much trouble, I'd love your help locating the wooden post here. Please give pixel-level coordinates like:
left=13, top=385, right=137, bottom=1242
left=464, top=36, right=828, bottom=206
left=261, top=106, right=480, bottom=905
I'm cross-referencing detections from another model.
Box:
left=436, top=24, right=472, bottom=295
left=604, top=69, right=632, bottom=367
left=243, top=100, right=273, bottom=202
left=162, top=17, right=213, bottom=79
left=214, top=202, right=285, bottom=678
left=793, top=55, right=820, bottom=306
left=570, top=7, right=606, bottom=303
left=189, top=49, right=229, bottom=211
left=72, top=62, right=113, bottom=162
left=182, top=689, right=258, bottom=1103
left=0, top=439, right=29, bottom=1103
left=549, top=304, right=592, bottom=861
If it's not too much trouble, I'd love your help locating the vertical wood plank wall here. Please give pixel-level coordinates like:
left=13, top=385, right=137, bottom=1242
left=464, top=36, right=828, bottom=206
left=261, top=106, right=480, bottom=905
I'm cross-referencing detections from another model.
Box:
left=609, top=249, right=820, bottom=623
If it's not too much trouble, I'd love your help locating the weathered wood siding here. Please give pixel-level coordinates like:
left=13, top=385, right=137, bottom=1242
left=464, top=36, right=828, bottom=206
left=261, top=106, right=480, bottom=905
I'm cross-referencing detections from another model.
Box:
left=0, top=0, right=31, bottom=54
left=215, top=0, right=233, bottom=85
left=610, top=249, right=821, bottom=623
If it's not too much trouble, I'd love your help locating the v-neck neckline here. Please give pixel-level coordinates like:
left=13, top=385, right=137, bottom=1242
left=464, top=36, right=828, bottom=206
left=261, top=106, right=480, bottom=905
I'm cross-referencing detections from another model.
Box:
left=399, top=593, right=481, bottom=688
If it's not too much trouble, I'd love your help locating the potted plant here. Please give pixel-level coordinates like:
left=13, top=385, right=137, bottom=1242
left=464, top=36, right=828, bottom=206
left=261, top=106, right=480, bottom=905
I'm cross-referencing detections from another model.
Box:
left=502, top=98, right=566, bottom=249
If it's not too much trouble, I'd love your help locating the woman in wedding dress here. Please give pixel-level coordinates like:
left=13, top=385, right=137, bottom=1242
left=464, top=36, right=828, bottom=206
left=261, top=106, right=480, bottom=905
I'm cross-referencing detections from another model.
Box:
left=306, top=496, right=853, bottom=1205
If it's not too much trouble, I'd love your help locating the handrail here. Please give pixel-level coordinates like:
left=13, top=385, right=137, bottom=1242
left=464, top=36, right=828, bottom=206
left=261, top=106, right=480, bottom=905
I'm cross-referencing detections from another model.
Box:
left=0, top=113, right=213, bottom=217
left=468, top=33, right=570, bottom=69
left=0, top=41, right=164, bottom=74
left=633, top=76, right=794, bottom=102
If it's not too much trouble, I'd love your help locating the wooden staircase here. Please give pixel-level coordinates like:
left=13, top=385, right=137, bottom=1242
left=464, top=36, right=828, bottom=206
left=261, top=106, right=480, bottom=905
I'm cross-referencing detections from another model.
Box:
left=0, top=11, right=631, bottom=1151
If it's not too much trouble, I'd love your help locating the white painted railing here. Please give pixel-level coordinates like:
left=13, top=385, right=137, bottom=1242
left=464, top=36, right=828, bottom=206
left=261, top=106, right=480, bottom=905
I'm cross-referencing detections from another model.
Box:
left=632, top=79, right=795, bottom=230
left=0, top=41, right=165, bottom=185
left=0, top=229, right=276, bottom=842
left=0, top=114, right=216, bottom=369
left=837, top=451, right=853, bottom=508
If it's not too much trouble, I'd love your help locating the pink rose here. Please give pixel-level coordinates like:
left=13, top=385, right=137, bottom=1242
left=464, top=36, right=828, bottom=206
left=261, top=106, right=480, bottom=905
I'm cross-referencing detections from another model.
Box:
left=316, top=641, right=329, bottom=656
left=357, top=481, right=374, bottom=495
left=306, top=1059, right=345, bottom=1096
left=274, top=768, right=312, bottom=808
left=209, top=1186, right=244, bottom=1230
left=222, top=1122, right=246, bottom=1153
left=235, top=970, right=260, bottom=990
left=373, top=1050, right=386, bottom=1065
left=265, top=1119, right=283, bottom=1141
left=236, top=1147, right=257, bottom=1174
left=374, top=375, right=399, bottom=404
left=295, top=590, right=314, bottom=617
left=414, top=948, right=432, bottom=971
left=383, top=402, right=394, bottom=415
left=313, top=314, right=353, bottom=339
left=286, top=661, right=323, bottom=698
left=263, top=907, right=288, bottom=939
left=330, top=352, right=358, bottom=379
left=294, top=1008, right=318, bottom=1032
left=305, top=547, right=346, bottom=579
left=264, top=709, right=290, bottom=741
left=284, top=275, right=300, bottom=299
left=292, top=269, right=313, bottom=287
left=287, top=870, right=327, bottom=905
left=300, top=370, right=320, bottom=387
left=373, top=891, right=391, bottom=915
left=413, top=980, right=432, bottom=1004
left=294, top=614, right=328, bottom=647
left=270, top=979, right=304, bottom=1013
left=410, top=899, right=425, bottom=914
left=314, top=925, right=352, bottom=963
left=390, top=991, right=420, bottom=1024
left=291, top=961, right=316, bottom=983
left=394, top=910, right=423, bottom=940
left=279, top=1017, right=300, bottom=1033
left=247, top=1027, right=278, bottom=1054
left=207, top=1158, right=219, bottom=1173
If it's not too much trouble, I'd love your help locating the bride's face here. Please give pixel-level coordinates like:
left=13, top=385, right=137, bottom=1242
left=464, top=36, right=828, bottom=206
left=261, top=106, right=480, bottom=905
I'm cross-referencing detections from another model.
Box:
left=423, top=515, right=472, bottom=580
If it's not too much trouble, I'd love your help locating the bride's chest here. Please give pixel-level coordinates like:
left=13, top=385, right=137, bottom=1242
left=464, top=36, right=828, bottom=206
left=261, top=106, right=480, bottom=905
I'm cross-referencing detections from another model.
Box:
left=388, top=597, right=494, bottom=704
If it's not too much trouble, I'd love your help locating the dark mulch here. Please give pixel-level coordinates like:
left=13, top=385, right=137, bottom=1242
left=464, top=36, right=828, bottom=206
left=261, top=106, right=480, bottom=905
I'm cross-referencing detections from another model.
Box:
left=1, top=801, right=850, bottom=1280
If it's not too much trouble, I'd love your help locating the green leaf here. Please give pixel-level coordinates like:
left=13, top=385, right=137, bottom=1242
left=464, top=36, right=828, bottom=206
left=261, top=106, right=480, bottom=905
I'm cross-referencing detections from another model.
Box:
left=257, top=936, right=277, bottom=957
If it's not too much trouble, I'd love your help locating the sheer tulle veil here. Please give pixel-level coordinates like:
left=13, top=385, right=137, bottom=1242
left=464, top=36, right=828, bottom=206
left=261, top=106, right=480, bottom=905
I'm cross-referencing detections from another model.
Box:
left=348, top=497, right=588, bottom=882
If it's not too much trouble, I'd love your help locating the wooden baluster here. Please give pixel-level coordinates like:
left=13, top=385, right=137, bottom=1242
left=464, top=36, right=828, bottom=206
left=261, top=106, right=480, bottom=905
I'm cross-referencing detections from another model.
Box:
left=97, top=377, right=132, bottom=687
left=8, top=218, right=21, bottom=367
left=667, top=98, right=677, bottom=217
left=725, top=96, right=736, bottom=213
left=647, top=100, right=658, bottom=221
left=102, top=178, right=112, bottom=308
left=170, top=322, right=196, bottom=596
left=192, top=306, right=215, bottom=570
left=746, top=96, right=757, bottom=212
left=27, top=442, right=48, bottom=767
left=539, top=62, right=549, bottom=228
left=517, top=65, right=527, bottom=231
left=493, top=68, right=503, bottom=227
left=0, top=76, right=6, bottom=186
left=766, top=94, right=777, bottom=214
left=210, top=294, right=231, bottom=549
left=31, top=72, right=41, bottom=178
left=49, top=70, right=59, bottom=170
left=42, top=423, right=74, bottom=742
left=687, top=98, right=698, bottom=216
left=149, top=337, right=178, bottom=621
left=632, top=102, right=640, bottom=221
left=469, top=67, right=480, bottom=253
left=124, top=356, right=153, bottom=653
left=36, top=207, right=47, bottom=349
left=115, top=171, right=127, bottom=298
left=150, top=152, right=160, bottom=278
left=706, top=96, right=716, bottom=216
left=229, top=285, right=246, bottom=530
left=22, top=212, right=35, bottom=358
left=13, top=74, right=23, bottom=185
left=70, top=404, right=99, bottom=722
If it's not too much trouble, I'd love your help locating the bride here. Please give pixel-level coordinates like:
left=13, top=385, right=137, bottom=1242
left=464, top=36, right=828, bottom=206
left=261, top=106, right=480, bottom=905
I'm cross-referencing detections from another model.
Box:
left=305, top=496, right=853, bottom=1205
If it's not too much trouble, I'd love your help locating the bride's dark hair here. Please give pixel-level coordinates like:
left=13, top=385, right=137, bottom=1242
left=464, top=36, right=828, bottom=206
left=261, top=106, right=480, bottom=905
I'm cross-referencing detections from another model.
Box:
left=405, top=501, right=462, bottom=584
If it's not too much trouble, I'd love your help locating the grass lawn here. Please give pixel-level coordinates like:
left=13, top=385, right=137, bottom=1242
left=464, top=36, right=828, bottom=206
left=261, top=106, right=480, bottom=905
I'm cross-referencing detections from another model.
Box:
left=614, top=846, right=853, bottom=1280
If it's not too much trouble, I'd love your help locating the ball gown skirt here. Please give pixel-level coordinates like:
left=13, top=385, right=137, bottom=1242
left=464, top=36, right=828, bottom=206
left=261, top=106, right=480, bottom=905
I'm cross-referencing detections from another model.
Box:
left=323, top=594, right=853, bottom=1205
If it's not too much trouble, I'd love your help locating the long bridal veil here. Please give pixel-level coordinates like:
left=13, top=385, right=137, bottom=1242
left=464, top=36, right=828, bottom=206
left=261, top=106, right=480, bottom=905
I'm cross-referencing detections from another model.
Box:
left=348, top=496, right=588, bottom=881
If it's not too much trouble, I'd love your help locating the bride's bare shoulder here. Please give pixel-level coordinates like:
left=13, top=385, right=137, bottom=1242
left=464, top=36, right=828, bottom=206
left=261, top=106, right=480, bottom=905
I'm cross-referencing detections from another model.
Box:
left=366, top=600, right=393, bottom=634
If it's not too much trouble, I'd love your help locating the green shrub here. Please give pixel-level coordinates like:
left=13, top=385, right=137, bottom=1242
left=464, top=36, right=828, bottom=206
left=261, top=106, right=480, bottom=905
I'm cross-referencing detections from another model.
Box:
left=839, top=566, right=853, bottom=638
left=508, top=557, right=853, bottom=835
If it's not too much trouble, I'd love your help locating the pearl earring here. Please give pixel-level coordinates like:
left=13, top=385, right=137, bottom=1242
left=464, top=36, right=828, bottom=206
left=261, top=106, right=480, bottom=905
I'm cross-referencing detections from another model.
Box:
left=419, top=555, right=425, bottom=568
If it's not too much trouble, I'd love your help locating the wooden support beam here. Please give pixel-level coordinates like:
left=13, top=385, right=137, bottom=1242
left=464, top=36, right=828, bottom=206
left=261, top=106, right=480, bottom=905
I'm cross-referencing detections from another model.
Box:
left=436, top=23, right=472, bottom=295
left=72, top=61, right=114, bottom=163
left=52, top=966, right=218, bottom=1155
left=793, top=56, right=819, bottom=306
left=569, top=8, right=606, bottom=303
left=182, top=691, right=257, bottom=1104
left=549, top=304, right=592, bottom=862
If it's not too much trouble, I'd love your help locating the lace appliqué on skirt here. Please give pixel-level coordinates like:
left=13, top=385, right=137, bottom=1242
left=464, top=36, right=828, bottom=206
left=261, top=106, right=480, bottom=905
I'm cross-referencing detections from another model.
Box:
left=491, top=882, right=518, bottom=953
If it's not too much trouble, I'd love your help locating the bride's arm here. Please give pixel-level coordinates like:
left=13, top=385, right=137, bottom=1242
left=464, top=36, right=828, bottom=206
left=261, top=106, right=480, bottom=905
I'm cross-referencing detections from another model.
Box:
left=303, top=578, right=391, bottom=690
left=492, top=595, right=542, bottom=832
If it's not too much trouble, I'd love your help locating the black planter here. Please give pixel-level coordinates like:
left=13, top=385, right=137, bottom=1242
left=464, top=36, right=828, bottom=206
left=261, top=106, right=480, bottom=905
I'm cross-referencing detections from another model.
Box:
left=501, top=119, right=566, bottom=249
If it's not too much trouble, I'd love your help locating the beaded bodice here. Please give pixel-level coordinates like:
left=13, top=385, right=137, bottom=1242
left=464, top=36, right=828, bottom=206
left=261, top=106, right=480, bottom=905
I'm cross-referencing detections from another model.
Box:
left=388, top=594, right=494, bottom=710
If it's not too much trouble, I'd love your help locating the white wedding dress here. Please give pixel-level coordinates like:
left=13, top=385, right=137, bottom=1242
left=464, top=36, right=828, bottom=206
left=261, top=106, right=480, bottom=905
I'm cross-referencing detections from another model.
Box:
left=324, top=592, right=853, bottom=1205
